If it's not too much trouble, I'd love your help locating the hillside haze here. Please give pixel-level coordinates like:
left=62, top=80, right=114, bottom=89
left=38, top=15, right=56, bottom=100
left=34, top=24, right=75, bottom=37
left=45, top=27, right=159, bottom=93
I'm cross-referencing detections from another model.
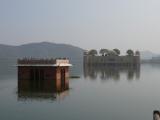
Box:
left=0, top=42, right=158, bottom=61
left=140, top=51, right=159, bottom=60
left=0, top=42, right=84, bottom=61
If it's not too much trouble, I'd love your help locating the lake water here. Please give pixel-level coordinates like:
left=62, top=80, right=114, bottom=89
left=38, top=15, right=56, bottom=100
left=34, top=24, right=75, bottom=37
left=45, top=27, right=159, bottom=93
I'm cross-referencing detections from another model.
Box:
left=0, top=59, right=160, bottom=120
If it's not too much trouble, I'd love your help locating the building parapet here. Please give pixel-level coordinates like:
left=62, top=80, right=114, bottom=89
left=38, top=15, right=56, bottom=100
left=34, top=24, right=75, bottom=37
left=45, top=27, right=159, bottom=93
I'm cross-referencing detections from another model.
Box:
left=17, top=58, right=72, bottom=67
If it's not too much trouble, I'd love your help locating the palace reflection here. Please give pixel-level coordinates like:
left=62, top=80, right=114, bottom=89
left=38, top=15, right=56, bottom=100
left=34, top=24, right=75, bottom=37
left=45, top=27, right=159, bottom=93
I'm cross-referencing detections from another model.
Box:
left=18, top=78, right=69, bottom=101
left=83, top=64, right=140, bottom=81
left=18, top=68, right=69, bottom=101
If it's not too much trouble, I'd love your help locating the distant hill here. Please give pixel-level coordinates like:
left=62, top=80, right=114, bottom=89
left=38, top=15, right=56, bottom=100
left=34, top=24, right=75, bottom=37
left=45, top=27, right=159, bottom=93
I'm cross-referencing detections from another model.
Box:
left=0, top=42, right=84, bottom=61
left=0, top=42, right=158, bottom=61
left=140, top=51, right=159, bottom=60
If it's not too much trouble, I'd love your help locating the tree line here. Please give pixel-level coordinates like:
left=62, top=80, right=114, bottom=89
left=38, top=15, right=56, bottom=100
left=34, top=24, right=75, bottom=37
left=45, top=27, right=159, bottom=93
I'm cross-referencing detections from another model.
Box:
left=85, top=49, right=140, bottom=56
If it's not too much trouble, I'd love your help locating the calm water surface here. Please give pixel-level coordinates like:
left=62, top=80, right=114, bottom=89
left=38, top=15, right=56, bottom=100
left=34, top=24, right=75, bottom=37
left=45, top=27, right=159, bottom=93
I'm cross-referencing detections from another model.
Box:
left=0, top=59, right=160, bottom=120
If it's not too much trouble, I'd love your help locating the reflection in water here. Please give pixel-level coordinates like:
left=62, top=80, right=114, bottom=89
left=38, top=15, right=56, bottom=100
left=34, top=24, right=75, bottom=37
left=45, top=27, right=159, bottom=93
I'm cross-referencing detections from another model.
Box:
left=18, top=79, right=69, bottom=101
left=83, top=64, right=140, bottom=81
left=18, top=68, right=69, bottom=102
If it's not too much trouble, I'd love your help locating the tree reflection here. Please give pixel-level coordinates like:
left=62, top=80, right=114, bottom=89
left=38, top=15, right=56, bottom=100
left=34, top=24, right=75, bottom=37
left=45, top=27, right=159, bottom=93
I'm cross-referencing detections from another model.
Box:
left=83, top=64, right=140, bottom=81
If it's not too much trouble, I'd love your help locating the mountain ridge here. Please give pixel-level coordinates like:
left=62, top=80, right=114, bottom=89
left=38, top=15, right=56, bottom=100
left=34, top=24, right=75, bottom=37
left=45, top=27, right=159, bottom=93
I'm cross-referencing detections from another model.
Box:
left=0, top=42, right=159, bottom=60
left=0, top=42, right=84, bottom=61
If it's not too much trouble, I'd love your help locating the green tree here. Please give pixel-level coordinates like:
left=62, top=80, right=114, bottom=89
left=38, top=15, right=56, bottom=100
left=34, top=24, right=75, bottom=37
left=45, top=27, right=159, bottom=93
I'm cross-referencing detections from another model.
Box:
left=88, top=49, right=98, bottom=56
left=126, top=49, right=134, bottom=56
left=108, top=50, right=117, bottom=56
left=99, top=49, right=109, bottom=56
left=113, top=49, right=120, bottom=56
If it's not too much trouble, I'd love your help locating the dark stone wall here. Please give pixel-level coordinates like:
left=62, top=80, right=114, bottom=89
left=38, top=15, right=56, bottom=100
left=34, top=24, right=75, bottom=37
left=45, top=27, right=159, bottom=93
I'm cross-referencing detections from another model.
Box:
left=18, top=66, right=69, bottom=94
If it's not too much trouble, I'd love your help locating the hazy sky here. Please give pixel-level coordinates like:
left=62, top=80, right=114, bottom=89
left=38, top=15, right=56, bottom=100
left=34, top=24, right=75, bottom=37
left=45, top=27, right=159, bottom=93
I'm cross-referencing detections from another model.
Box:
left=0, top=0, right=160, bottom=52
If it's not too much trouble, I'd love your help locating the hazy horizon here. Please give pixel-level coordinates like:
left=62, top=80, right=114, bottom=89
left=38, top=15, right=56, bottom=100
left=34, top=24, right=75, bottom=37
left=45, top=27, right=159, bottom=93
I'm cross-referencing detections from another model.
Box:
left=1, top=0, right=160, bottom=52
